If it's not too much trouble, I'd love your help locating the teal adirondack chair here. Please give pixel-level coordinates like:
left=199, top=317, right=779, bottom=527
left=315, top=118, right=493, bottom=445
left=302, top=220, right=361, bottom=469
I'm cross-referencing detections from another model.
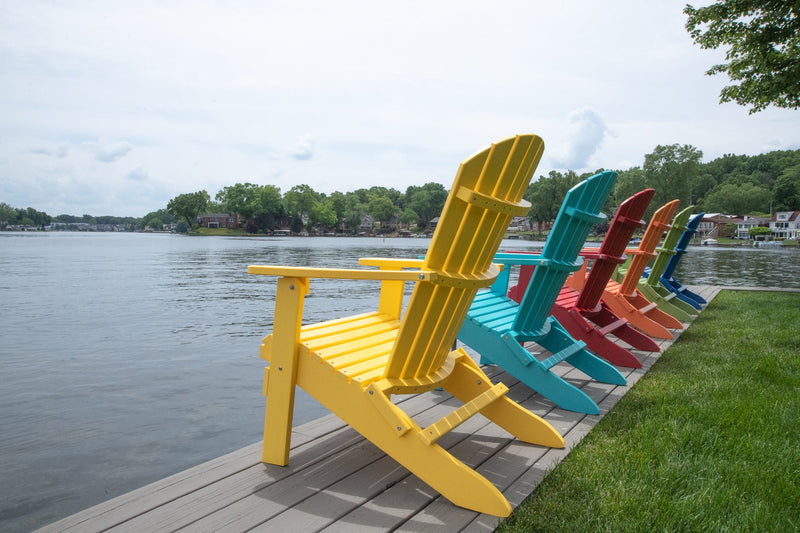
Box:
left=457, top=171, right=627, bottom=415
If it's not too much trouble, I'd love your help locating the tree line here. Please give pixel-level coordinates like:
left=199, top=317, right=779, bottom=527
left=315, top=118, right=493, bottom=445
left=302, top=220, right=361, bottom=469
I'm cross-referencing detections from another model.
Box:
left=3, top=144, right=799, bottom=233
left=526, top=144, right=800, bottom=229
left=164, top=182, right=449, bottom=235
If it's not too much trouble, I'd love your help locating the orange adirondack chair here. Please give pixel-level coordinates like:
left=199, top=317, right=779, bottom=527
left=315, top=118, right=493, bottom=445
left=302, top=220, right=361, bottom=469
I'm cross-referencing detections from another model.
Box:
left=602, top=200, right=684, bottom=334
left=248, top=134, right=564, bottom=517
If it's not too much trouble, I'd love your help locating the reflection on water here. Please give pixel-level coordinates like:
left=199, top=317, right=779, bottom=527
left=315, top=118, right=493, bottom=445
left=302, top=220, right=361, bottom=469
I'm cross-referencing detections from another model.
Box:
left=673, top=245, right=800, bottom=288
left=0, top=233, right=796, bottom=532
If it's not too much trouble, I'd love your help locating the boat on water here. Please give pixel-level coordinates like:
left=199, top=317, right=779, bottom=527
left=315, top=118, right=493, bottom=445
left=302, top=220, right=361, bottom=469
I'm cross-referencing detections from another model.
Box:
left=701, top=238, right=718, bottom=246
left=753, top=240, right=782, bottom=247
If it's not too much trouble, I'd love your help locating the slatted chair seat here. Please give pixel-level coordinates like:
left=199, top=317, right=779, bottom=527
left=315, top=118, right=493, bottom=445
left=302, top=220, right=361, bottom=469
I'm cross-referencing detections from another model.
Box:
left=457, top=171, right=627, bottom=416
left=602, top=200, right=685, bottom=334
left=248, top=134, right=564, bottom=518
left=548, top=189, right=660, bottom=369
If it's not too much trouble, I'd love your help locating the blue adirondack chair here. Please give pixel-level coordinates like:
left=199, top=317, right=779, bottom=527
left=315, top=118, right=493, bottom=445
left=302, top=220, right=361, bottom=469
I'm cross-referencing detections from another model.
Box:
left=457, top=171, right=627, bottom=415
left=650, top=212, right=707, bottom=308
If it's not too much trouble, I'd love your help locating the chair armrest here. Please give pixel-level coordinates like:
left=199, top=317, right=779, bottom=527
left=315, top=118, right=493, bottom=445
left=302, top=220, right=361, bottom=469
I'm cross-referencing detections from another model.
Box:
left=358, top=257, right=425, bottom=269
left=248, top=265, right=433, bottom=281
left=492, top=252, right=548, bottom=266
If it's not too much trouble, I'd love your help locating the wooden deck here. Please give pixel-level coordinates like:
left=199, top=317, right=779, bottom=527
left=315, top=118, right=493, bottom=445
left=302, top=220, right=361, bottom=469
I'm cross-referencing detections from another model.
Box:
left=38, top=286, right=725, bottom=533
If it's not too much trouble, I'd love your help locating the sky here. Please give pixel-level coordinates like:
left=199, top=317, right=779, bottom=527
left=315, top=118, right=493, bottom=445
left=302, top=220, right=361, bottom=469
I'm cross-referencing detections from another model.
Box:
left=1, top=1, right=798, bottom=218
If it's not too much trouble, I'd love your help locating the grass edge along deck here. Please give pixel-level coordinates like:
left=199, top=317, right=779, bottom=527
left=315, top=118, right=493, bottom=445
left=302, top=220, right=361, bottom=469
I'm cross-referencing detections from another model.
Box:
left=37, top=286, right=728, bottom=533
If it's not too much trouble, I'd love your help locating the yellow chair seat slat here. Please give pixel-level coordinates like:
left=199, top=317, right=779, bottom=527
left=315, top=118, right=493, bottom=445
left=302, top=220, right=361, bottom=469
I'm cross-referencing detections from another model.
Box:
left=349, top=367, right=388, bottom=387
left=323, top=340, right=396, bottom=372
left=301, top=316, right=398, bottom=349
left=338, top=353, right=392, bottom=382
left=298, top=311, right=384, bottom=336
left=312, top=330, right=398, bottom=362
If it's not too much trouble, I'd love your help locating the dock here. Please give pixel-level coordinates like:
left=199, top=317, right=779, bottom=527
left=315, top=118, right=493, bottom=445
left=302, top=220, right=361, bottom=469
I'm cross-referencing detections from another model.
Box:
left=38, top=286, right=727, bottom=532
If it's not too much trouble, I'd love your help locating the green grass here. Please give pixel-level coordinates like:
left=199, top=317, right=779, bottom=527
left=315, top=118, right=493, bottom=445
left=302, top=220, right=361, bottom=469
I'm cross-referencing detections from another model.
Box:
left=498, top=290, right=800, bottom=532
left=191, top=227, right=248, bottom=236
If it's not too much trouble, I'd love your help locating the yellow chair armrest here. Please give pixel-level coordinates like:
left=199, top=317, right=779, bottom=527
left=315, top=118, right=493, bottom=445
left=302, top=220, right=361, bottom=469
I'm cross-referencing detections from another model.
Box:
left=358, top=257, right=425, bottom=269
left=247, top=264, right=433, bottom=282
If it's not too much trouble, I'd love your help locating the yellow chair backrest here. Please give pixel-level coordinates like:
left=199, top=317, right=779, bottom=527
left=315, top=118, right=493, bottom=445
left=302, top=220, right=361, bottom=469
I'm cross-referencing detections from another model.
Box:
left=386, top=134, right=544, bottom=380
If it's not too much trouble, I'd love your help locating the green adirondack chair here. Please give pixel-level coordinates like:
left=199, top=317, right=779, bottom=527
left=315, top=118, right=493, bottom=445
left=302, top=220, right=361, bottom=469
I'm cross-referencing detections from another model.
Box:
left=636, top=206, right=699, bottom=321
left=457, top=171, right=626, bottom=415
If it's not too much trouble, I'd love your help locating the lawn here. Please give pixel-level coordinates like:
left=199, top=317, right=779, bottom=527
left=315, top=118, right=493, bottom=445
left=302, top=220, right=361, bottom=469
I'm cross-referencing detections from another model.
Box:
left=498, top=290, right=800, bottom=532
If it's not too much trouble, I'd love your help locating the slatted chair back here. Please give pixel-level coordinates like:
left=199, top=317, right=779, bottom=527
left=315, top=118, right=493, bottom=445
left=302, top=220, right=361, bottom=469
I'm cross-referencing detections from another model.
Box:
left=510, top=171, right=616, bottom=335
left=618, top=199, right=680, bottom=296
left=385, top=134, right=544, bottom=381
left=575, top=189, right=654, bottom=311
left=645, top=205, right=694, bottom=287
left=662, top=212, right=703, bottom=281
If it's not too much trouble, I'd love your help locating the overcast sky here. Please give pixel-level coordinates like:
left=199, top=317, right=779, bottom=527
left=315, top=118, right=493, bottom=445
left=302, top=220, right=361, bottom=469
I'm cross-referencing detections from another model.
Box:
left=1, top=1, right=798, bottom=217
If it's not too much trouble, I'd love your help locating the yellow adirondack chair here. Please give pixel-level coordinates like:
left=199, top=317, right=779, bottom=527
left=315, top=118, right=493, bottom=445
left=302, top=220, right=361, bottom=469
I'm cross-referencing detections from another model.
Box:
left=248, top=134, right=564, bottom=517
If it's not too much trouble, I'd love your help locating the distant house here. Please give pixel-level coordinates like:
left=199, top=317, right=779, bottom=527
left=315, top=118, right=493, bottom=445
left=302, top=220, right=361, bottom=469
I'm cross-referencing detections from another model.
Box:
left=508, top=216, right=531, bottom=232
left=735, top=215, right=770, bottom=240
left=197, top=213, right=239, bottom=229
left=697, top=214, right=735, bottom=238
left=358, top=215, right=376, bottom=235
left=770, top=211, right=800, bottom=240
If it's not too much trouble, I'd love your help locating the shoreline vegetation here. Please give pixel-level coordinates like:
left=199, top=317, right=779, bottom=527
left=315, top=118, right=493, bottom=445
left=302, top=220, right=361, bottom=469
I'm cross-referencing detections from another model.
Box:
left=4, top=226, right=798, bottom=247
left=498, top=290, right=800, bottom=532
left=3, top=144, right=800, bottom=238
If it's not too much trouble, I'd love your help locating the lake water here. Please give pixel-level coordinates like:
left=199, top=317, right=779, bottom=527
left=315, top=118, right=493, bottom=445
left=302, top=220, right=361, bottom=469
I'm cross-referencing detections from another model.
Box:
left=1, top=232, right=798, bottom=532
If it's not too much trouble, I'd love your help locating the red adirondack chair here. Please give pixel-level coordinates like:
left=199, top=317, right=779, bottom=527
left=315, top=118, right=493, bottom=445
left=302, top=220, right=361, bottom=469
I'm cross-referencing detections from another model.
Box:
left=550, top=189, right=661, bottom=367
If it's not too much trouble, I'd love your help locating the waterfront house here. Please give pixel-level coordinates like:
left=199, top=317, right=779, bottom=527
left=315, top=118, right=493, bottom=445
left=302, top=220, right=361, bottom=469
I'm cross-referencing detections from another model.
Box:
left=507, top=216, right=531, bottom=233
left=736, top=215, right=770, bottom=240
left=197, top=213, right=239, bottom=229
left=698, top=214, right=736, bottom=239
left=770, top=211, right=800, bottom=240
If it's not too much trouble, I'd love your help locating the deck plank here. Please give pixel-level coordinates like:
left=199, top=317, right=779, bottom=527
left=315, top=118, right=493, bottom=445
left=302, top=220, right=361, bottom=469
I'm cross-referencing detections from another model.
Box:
left=37, top=285, right=724, bottom=533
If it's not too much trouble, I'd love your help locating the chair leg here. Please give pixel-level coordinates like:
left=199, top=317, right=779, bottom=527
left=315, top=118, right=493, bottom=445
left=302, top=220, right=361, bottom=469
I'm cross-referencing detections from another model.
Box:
left=602, top=291, right=673, bottom=339
left=587, top=304, right=660, bottom=352
left=536, top=316, right=632, bottom=382
left=638, top=283, right=694, bottom=322
left=624, top=291, right=684, bottom=330
left=651, top=283, right=699, bottom=315
left=459, top=320, right=601, bottom=414
left=670, top=280, right=707, bottom=305
left=442, top=351, right=565, bottom=448
left=262, top=276, right=308, bottom=465
left=551, top=305, right=643, bottom=368
left=295, top=350, right=514, bottom=517
left=661, top=277, right=705, bottom=309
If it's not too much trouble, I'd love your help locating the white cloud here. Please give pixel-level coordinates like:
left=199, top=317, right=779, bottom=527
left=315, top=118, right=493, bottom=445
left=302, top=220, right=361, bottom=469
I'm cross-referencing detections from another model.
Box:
left=551, top=109, right=609, bottom=170
left=31, top=144, right=69, bottom=158
left=94, top=141, right=132, bottom=163
left=290, top=135, right=314, bottom=161
left=126, top=167, right=149, bottom=182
